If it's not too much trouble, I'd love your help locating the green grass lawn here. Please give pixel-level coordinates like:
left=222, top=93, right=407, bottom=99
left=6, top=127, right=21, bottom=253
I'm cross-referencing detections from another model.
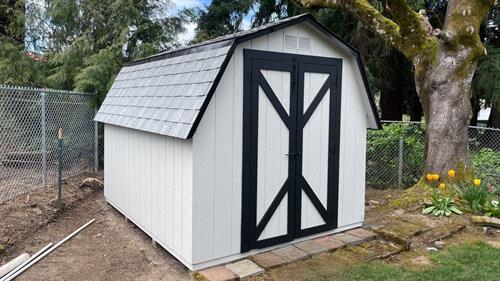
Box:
left=340, top=241, right=500, bottom=281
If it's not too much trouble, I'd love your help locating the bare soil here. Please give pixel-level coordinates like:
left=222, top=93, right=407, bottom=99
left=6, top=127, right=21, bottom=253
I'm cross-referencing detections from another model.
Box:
left=0, top=172, right=100, bottom=250
left=0, top=173, right=191, bottom=281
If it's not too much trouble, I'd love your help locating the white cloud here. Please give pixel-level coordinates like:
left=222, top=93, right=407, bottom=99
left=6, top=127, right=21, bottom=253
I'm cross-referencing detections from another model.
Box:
left=241, top=16, right=252, bottom=31
left=179, top=22, right=197, bottom=44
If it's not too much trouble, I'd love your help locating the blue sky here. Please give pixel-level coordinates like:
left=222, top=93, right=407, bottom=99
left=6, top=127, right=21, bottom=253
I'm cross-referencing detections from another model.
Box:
left=172, top=0, right=254, bottom=43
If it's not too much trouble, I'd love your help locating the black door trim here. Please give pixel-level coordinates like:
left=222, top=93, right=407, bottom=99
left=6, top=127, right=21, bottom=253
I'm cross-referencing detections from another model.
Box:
left=241, top=49, right=342, bottom=253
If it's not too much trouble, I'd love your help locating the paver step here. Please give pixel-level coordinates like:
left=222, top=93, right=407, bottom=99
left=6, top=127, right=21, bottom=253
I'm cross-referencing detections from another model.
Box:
left=193, top=228, right=377, bottom=281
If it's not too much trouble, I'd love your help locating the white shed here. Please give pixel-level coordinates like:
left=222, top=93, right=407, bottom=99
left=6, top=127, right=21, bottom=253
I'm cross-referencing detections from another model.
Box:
left=95, top=14, right=381, bottom=270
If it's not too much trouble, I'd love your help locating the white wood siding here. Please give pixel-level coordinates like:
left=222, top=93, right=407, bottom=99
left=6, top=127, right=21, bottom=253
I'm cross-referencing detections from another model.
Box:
left=192, top=22, right=368, bottom=265
left=256, top=72, right=290, bottom=241
left=104, top=124, right=194, bottom=266
left=301, top=74, right=330, bottom=229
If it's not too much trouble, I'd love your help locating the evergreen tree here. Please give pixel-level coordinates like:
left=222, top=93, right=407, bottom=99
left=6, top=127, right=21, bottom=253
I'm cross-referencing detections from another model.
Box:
left=0, top=0, right=46, bottom=86
left=41, top=0, right=185, bottom=101
left=192, top=0, right=252, bottom=43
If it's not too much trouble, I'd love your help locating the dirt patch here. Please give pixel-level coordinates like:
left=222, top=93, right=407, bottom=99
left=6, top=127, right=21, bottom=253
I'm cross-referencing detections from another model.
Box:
left=408, top=255, right=431, bottom=266
left=0, top=172, right=102, bottom=251
left=1, top=190, right=191, bottom=281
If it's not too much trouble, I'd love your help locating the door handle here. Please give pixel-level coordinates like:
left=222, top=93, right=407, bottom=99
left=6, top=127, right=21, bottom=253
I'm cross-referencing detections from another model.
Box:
left=285, top=152, right=301, bottom=158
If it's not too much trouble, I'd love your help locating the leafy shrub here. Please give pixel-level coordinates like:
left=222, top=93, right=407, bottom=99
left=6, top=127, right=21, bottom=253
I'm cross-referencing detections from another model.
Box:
left=484, top=200, right=500, bottom=218
left=366, top=123, right=424, bottom=188
left=472, top=148, right=500, bottom=189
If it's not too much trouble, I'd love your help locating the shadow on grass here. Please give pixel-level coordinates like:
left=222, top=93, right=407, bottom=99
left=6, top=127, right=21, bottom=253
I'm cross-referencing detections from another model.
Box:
left=340, top=241, right=500, bottom=281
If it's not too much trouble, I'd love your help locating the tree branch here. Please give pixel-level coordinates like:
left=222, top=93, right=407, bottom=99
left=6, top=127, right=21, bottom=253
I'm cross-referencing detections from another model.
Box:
left=297, top=0, right=400, bottom=44
left=295, top=0, right=436, bottom=59
left=442, top=0, right=495, bottom=56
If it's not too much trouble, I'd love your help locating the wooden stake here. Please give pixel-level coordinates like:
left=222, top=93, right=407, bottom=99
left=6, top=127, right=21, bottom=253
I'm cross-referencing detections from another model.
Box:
left=56, top=128, right=64, bottom=209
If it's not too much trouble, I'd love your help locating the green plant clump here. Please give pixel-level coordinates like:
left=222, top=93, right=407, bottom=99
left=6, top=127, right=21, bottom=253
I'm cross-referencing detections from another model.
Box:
left=422, top=189, right=462, bottom=217
left=461, top=185, right=490, bottom=213
left=453, top=177, right=499, bottom=217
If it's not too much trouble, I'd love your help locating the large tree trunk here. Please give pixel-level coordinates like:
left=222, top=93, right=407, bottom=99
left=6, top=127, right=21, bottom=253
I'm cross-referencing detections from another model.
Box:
left=415, top=47, right=477, bottom=175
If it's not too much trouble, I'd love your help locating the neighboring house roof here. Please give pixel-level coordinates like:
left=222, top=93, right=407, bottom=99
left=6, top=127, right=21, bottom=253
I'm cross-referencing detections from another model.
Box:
left=95, top=14, right=381, bottom=139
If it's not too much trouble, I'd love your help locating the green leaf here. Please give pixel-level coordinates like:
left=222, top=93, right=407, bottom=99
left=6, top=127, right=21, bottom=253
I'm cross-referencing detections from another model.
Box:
left=449, top=206, right=463, bottom=215
left=423, top=206, right=435, bottom=214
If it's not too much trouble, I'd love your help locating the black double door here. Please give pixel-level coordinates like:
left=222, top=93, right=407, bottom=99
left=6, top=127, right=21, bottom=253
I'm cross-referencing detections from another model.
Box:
left=241, top=49, right=342, bottom=252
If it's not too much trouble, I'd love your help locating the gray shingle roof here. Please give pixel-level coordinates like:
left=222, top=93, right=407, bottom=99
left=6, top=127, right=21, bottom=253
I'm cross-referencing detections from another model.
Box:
left=94, top=43, right=232, bottom=139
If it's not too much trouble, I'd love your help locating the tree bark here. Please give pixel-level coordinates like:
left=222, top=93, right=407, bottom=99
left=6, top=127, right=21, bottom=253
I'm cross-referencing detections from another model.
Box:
left=415, top=46, right=477, bottom=174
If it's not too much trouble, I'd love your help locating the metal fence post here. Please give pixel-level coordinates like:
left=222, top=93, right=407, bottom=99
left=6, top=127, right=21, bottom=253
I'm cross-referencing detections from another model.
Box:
left=40, top=92, right=47, bottom=188
left=398, top=137, right=404, bottom=187
left=94, top=108, right=98, bottom=172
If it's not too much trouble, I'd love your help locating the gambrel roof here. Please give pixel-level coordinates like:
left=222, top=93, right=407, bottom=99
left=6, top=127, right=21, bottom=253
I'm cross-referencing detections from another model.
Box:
left=95, top=14, right=381, bottom=139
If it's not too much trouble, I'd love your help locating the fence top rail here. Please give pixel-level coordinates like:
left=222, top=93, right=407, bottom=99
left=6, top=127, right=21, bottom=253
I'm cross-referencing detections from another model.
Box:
left=0, top=85, right=95, bottom=96
left=380, top=120, right=500, bottom=132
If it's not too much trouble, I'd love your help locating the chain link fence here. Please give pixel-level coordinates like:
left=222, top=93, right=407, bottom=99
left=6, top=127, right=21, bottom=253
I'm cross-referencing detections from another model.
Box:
left=366, top=121, right=500, bottom=189
left=2, top=86, right=498, bottom=201
left=0, top=85, right=100, bottom=203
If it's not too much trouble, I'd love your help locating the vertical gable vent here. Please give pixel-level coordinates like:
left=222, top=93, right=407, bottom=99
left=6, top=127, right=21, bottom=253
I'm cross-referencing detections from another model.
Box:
left=284, top=35, right=311, bottom=50
left=298, top=37, right=311, bottom=50
left=285, top=35, right=297, bottom=49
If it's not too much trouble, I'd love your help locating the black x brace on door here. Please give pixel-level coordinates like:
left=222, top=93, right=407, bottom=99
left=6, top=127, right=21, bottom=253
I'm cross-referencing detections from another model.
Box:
left=241, top=49, right=342, bottom=253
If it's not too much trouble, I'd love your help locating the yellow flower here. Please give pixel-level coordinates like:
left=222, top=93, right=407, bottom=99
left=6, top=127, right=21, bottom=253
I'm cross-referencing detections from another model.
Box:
left=447, top=169, right=455, bottom=177
left=473, top=179, right=481, bottom=186
left=432, top=174, right=440, bottom=181
left=426, top=173, right=433, bottom=181
left=439, top=183, right=446, bottom=191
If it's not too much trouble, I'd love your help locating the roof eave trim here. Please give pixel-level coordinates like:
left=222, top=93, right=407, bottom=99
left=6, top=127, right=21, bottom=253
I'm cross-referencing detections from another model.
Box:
left=355, top=54, right=382, bottom=130
left=125, top=39, right=234, bottom=67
